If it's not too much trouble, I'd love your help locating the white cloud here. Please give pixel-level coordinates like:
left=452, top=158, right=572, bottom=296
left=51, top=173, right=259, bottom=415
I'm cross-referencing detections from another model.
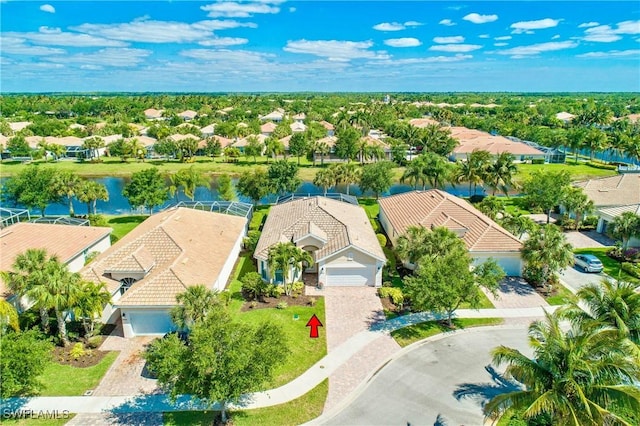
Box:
left=180, top=48, right=273, bottom=65
left=289, top=7, right=296, bottom=13
left=578, top=22, right=599, bottom=28
left=582, top=20, right=640, bottom=43
left=478, top=34, right=490, bottom=39
left=40, top=4, right=55, bottom=13
left=198, top=37, right=249, bottom=47
left=463, top=13, right=498, bottom=24
left=551, top=34, right=560, bottom=40
left=44, top=48, right=152, bottom=67
left=494, top=35, right=512, bottom=41
left=283, top=39, right=389, bottom=61
left=71, top=19, right=256, bottom=43
left=494, top=42, right=508, bottom=47
left=200, top=1, right=281, bottom=18
left=384, top=38, right=421, bottom=47
left=373, top=22, right=405, bottom=31
left=0, top=37, right=66, bottom=55
left=374, top=54, right=472, bottom=65
left=577, top=49, right=640, bottom=58
left=494, top=40, right=578, bottom=56
left=4, top=27, right=128, bottom=47
left=439, top=19, right=455, bottom=26
left=429, top=43, right=482, bottom=52
left=404, top=21, right=423, bottom=27
left=433, top=36, right=464, bottom=44
left=511, top=18, right=561, bottom=34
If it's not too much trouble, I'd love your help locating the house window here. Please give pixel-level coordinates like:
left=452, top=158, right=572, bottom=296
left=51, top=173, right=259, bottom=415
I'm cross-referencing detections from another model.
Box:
left=120, top=277, right=137, bottom=295
left=347, top=252, right=354, bottom=261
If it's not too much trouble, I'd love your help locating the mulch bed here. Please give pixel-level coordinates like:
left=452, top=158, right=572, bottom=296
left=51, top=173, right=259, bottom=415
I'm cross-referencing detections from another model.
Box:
left=52, top=345, right=111, bottom=368
left=240, top=293, right=317, bottom=311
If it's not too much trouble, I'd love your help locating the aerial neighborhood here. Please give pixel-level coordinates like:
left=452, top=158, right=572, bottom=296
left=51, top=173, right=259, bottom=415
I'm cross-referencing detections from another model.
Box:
left=1, top=93, right=639, bottom=425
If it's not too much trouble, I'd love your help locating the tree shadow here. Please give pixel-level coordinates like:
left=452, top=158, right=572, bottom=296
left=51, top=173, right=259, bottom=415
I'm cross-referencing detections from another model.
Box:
left=453, top=365, right=521, bottom=407
left=107, top=216, right=147, bottom=225
left=499, top=277, right=537, bottom=296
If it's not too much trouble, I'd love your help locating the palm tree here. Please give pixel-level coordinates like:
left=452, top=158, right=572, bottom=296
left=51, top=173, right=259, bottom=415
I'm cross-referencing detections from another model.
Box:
left=395, top=226, right=465, bottom=268
left=170, top=285, right=220, bottom=332
left=332, top=163, right=360, bottom=195
left=457, top=149, right=492, bottom=195
left=422, top=152, right=453, bottom=189
left=582, top=128, right=609, bottom=161
left=485, top=311, right=640, bottom=425
left=500, top=214, right=538, bottom=239
left=76, top=179, right=109, bottom=215
left=522, top=224, right=574, bottom=289
left=486, top=152, right=517, bottom=196
left=53, top=170, right=81, bottom=217
left=170, top=166, right=210, bottom=201
left=401, top=155, right=428, bottom=189
left=562, top=279, right=640, bottom=346
left=566, top=127, right=586, bottom=163
left=264, top=137, right=284, bottom=163
left=0, top=299, right=19, bottom=333
left=267, top=242, right=311, bottom=295
left=73, top=280, right=112, bottom=338
left=562, top=186, right=594, bottom=230
left=313, top=168, right=334, bottom=196
left=1, top=248, right=52, bottom=334
left=476, top=196, right=505, bottom=221
left=610, top=211, right=640, bottom=251
left=315, top=141, right=330, bottom=166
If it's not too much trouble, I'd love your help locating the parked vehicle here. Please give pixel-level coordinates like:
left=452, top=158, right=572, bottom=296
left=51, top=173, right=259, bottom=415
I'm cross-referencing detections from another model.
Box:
left=574, top=254, right=604, bottom=273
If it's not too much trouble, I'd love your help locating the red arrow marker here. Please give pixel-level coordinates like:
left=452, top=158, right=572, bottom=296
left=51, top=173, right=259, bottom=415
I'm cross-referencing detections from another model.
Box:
left=306, top=314, right=323, bottom=338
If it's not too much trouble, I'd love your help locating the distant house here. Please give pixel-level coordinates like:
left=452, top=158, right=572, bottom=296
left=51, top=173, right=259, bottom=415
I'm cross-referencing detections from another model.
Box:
left=1, top=223, right=112, bottom=303
left=178, top=110, right=198, bottom=121
left=260, top=109, right=284, bottom=122
left=260, top=122, right=277, bottom=137
left=448, top=126, right=546, bottom=162
left=292, top=113, right=306, bottom=123
left=81, top=207, right=248, bottom=337
left=379, top=190, right=524, bottom=276
left=144, top=108, right=164, bottom=120
left=409, top=117, right=440, bottom=128
left=290, top=121, right=307, bottom=133
left=596, top=204, right=640, bottom=247
left=255, top=196, right=386, bottom=287
left=200, top=124, right=216, bottom=137
left=318, top=120, right=335, bottom=136
left=8, top=121, right=31, bottom=132
left=359, top=135, right=392, bottom=162
left=233, top=134, right=267, bottom=153
left=555, top=112, right=575, bottom=123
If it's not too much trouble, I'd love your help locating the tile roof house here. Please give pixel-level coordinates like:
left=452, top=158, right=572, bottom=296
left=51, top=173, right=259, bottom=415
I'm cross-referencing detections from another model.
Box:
left=178, top=110, right=198, bottom=121
left=260, top=110, right=284, bottom=122
left=409, top=117, right=440, bottom=128
left=1, top=223, right=112, bottom=301
left=81, top=207, right=247, bottom=337
left=200, top=124, right=216, bottom=137
left=449, top=126, right=546, bottom=161
left=379, top=190, right=523, bottom=276
left=260, top=122, right=277, bottom=136
left=255, top=196, right=386, bottom=287
left=318, top=120, right=335, bottom=136
left=574, top=174, right=640, bottom=208
left=144, top=108, right=164, bottom=120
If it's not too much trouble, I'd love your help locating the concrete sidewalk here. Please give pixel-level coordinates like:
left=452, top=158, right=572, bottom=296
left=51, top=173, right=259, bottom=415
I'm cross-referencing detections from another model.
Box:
left=0, top=306, right=557, bottom=415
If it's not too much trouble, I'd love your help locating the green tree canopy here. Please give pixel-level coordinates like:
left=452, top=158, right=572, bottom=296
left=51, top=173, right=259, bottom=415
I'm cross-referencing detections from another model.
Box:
left=1, top=167, right=62, bottom=216
left=522, top=224, right=573, bottom=288
left=523, top=170, right=571, bottom=224
left=358, top=161, right=394, bottom=199
left=610, top=212, right=640, bottom=251
left=0, top=330, right=53, bottom=398
left=217, top=173, right=236, bottom=201
left=123, top=167, right=169, bottom=214
left=237, top=169, right=269, bottom=205
left=267, top=160, right=301, bottom=196
left=334, top=126, right=360, bottom=162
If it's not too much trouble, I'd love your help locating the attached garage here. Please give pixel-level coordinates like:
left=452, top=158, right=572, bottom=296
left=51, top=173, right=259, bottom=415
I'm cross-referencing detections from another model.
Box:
left=472, top=253, right=523, bottom=277
left=325, top=265, right=375, bottom=286
left=126, top=310, right=174, bottom=336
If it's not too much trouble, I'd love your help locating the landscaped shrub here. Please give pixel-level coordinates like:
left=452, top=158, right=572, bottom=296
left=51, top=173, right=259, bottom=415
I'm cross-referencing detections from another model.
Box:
left=581, top=215, right=598, bottom=230
left=276, top=301, right=288, bottom=309
left=266, top=284, right=284, bottom=298
left=70, top=342, right=88, bottom=360
left=243, top=230, right=261, bottom=253
left=241, top=272, right=267, bottom=300
left=376, top=233, right=387, bottom=247
left=219, top=290, right=232, bottom=306
left=291, top=281, right=304, bottom=296
left=621, top=262, right=640, bottom=279
left=86, top=336, right=102, bottom=349
left=531, top=158, right=545, bottom=165
left=379, top=287, right=404, bottom=306
left=308, top=297, right=317, bottom=307
left=88, top=214, right=109, bottom=227
left=469, top=194, right=486, bottom=204
left=586, top=161, right=618, bottom=170
left=557, top=215, right=575, bottom=231
left=623, top=248, right=640, bottom=262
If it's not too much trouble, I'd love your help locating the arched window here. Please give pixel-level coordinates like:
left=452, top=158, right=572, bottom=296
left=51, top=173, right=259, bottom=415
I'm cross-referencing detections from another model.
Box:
left=120, top=277, right=137, bottom=295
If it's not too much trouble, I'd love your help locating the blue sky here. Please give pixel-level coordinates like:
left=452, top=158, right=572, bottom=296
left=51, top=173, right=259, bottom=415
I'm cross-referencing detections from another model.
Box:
left=1, top=1, right=639, bottom=92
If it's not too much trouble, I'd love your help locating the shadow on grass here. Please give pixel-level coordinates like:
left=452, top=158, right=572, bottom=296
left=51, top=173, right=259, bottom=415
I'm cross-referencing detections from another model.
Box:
left=108, top=216, right=147, bottom=225
left=453, top=365, right=521, bottom=407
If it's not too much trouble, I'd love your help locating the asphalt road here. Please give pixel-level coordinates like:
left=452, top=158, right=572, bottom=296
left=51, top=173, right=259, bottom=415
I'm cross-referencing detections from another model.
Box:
left=321, top=327, right=532, bottom=426
left=559, top=265, right=607, bottom=293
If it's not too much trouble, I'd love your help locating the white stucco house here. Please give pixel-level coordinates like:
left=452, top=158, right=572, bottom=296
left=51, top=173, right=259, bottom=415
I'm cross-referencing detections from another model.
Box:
left=81, top=207, right=247, bottom=337
left=1, top=222, right=112, bottom=305
left=378, top=190, right=524, bottom=276
left=254, top=196, right=386, bottom=287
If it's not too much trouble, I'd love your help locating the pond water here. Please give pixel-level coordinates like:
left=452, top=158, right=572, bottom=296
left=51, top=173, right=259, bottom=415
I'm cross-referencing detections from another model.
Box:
left=2, top=176, right=492, bottom=216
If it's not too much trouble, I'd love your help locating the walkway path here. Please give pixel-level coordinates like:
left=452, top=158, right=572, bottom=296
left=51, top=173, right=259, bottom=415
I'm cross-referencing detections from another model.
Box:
left=0, top=306, right=559, bottom=416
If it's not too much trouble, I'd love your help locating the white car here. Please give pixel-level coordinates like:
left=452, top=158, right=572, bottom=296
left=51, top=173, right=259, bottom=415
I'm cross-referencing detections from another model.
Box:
left=574, top=254, right=604, bottom=273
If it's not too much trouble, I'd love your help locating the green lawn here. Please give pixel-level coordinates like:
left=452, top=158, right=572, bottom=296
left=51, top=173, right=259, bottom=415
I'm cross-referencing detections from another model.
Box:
left=358, top=198, right=381, bottom=233
left=574, top=248, right=639, bottom=283
left=545, top=284, right=576, bottom=305
left=391, top=318, right=504, bottom=347
left=249, top=205, right=270, bottom=231
left=163, top=379, right=328, bottom=426
left=105, top=215, right=147, bottom=242
left=515, top=162, right=618, bottom=182
left=0, top=416, right=75, bottom=426
left=226, top=253, right=327, bottom=388
left=502, top=197, right=531, bottom=216
left=38, top=351, right=118, bottom=396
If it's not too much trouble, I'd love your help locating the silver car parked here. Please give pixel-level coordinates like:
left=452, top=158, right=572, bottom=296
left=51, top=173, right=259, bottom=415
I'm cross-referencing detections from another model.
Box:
left=574, top=254, right=604, bottom=273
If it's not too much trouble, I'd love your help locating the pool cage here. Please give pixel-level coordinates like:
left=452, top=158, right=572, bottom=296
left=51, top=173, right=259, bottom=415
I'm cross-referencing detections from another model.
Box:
left=0, top=207, right=30, bottom=229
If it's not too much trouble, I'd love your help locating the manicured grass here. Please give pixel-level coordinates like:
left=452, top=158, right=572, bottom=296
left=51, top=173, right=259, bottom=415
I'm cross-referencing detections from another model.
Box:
left=574, top=248, right=639, bottom=283
left=38, top=351, right=118, bottom=396
left=545, top=284, right=576, bottom=305
left=105, top=215, right=147, bottom=242
left=226, top=253, right=327, bottom=388
left=163, top=379, right=328, bottom=426
left=515, top=162, right=618, bottom=182
left=460, top=288, right=495, bottom=309
left=249, top=205, right=270, bottom=231
left=390, top=318, right=504, bottom=347
left=0, top=416, right=75, bottom=426
left=502, top=197, right=531, bottom=216
left=358, top=198, right=381, bottom=232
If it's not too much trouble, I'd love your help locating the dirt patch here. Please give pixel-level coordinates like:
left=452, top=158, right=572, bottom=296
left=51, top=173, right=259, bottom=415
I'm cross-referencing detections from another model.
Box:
left=52, top=346, right=113, bottom=368
left=240, top=294, right=318, bottom=311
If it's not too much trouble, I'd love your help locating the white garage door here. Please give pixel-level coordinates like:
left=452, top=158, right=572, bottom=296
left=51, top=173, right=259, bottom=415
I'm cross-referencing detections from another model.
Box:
left=496, top=257, right=522, bottom=277
left=326, top=266, right=374, bottom=286
left=129, top=311, right=174, bottom=336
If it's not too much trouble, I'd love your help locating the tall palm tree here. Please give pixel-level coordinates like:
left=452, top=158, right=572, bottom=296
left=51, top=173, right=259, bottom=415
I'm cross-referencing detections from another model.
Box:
left=562, top=186, right=594, bottom=230
left=53, top=170, right=81, bottom=217
left=562, top=279, right=640, bottom=346
left=170, top=166, right=210, bottom=201
left=264, top=137, right=284, bottom=163
left=485, top=311, right=640, bottom=425
left=267, top=242, right=311, bottom=295
left=73, top=280, right=112, bottom=338
left=395, top=226, right=465, bottom=268
left=566, top=127, right=586, bottom=163
left=1, top=248, right=52, bottom=334
left=486, top=152, right=517, bottom=196
left=170, top=285, right=220, bottom=332
left=76, top=179, right=109, bottom=215
left=422, top=152, right=453, bottom=189
left=610, top=211, right=640, bottom=251
left=333, top=163, right=360, bottom=195
left=401, top=155, right=428, bottom=190
left=313, top=168, right=334, bottom=196
left=500, top=214, right=538, bottom=239
left=582, top=128, right=609, bottom=161
left=315, top=141, right=330, bottom=166
left=458, top=149, right=492, bottom=195
left=522, top=224, right=574, bottom=288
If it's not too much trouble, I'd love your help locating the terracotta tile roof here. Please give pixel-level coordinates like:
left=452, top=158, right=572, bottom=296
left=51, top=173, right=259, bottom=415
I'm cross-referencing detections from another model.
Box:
left=81, top=208, right=247, bottom=307
left=144, top=108, right=164, bottom=119
left=255, top=196, right=385, bottom=262
left=317, top=136, right=337, bottom=147
left=449, top=126, right=545, bottom=156
left=379, top=190, right=522, bottom=253
left=178, top=110, right=198, bottom=119
left=1, top=223, right=112, bottom=298
left=597, top=203, right=640, bottom=219
left=409, top=118, right=439, bottom=128
left=574, top=174, right=640, bottom=207
left=319, top=120, right=334, bottom=130
left=260, top=122, right=277, bottom=133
